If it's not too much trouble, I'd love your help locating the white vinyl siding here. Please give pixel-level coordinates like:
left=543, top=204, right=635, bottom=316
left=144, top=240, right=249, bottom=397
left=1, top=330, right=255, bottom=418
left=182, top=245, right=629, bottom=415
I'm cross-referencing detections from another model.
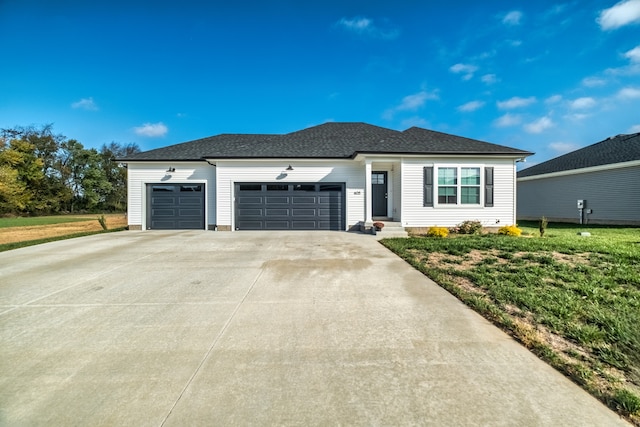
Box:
left=215, top=160, right=364, bottom=230
left=517, top=165, right=640, bottom=225
left=126, top=162, right=216, bottom=229
left=401, top=158, right=516, bottom=227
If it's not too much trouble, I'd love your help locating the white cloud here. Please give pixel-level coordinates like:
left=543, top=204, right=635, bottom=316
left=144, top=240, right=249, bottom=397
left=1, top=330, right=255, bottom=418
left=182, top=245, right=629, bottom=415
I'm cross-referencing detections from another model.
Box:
left=582, top=76, right=607, bottom=87
left=457, top=100, right=485, bottom=112
left=524, top=116, right=554, bottom=133
left=509, top=40, right=523, bottom=47
left=629, top=124, right=640, bottom=132
left=336, top=16, right=399, bottom=40
left=383, top=90, right=438, bottom=119
left=597, top=0, right=640, bottom=30
left=545, top=95, right=563, bottom=104
left=624, top=45, right=640, bottom=63
left=134, top=122, right=168, bottom=137
left=497, top=96, right=536, bottom=109
left=565, top=113, right=591, bottom=121
left=481, top=74, right=498, bottom=84
left=449, top=63, right=478, bottom=80
left=502, top=10, right=523, bottom=26
left=569, top=97, right=596, bottom=109
left=397, top=91, right=438, bottom=111
left=493, top=113, right=522, bottom=127
left=71, top=97, right=98, bottom=111
left=617, top=87, right=640, bottom=99
left=549, top=142, right=580, bottom=153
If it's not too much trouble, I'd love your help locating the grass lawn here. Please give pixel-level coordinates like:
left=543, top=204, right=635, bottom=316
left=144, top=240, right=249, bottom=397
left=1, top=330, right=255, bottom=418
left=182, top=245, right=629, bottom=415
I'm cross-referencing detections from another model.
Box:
left=0, top=215, right=90, bottom=228
left=0, top=213, right=128, bottom=251
left=381, top=221, right=640, bottom=425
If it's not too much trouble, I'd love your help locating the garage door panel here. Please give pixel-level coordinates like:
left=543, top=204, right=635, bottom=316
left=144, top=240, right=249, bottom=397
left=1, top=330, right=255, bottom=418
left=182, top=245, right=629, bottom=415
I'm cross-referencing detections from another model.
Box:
left=265, top=208, right=289, bottom=216
left=265, top=196, right=290, bottom=204
left=235, top=183, right=344, bottom=230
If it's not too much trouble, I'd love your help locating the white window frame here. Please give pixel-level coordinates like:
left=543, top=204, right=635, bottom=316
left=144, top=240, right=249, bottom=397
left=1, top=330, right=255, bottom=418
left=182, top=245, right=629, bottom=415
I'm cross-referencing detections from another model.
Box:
left=435, top=165, right=482, bottom=207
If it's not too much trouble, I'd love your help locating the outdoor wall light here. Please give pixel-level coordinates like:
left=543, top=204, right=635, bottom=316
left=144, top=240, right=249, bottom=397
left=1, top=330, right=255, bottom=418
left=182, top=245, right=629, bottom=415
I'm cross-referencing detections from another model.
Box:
left=286, top=165, right=294, bottom=171
left=166, top=167, right=176, bottom=172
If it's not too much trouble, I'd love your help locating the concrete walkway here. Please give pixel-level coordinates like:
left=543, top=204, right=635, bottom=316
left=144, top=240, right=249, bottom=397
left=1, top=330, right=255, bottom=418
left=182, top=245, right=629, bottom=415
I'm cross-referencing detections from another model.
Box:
left=0, top=231, right=629, bottom=426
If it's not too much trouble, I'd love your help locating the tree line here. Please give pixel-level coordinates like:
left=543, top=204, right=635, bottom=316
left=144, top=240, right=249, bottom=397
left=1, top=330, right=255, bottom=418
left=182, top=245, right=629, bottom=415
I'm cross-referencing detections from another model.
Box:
left=0, top=124, right=140, bottom=215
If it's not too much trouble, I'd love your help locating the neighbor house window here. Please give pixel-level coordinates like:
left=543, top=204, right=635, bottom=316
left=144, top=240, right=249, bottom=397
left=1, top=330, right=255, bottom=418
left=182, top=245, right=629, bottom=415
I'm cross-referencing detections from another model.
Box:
left=435, top=167, right=482, bottom=205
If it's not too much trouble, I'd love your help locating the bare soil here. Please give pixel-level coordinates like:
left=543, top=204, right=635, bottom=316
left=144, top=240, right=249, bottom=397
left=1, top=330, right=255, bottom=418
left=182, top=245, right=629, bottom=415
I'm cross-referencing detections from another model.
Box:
left=0, top=214, right=128, bottom=245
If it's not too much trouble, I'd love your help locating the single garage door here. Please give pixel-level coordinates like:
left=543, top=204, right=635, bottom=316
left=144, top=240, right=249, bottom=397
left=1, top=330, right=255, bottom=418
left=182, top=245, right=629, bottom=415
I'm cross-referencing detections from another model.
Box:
left=146, top=183, right=205, bottom=229
left=235, top=183, right=345, bottom=230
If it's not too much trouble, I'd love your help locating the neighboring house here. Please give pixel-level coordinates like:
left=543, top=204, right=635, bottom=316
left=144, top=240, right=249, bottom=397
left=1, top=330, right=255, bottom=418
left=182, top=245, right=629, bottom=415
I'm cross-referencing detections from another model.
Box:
left=120, top=122, right=532, bottom=231
left=517, top=132, right=640, bottom=225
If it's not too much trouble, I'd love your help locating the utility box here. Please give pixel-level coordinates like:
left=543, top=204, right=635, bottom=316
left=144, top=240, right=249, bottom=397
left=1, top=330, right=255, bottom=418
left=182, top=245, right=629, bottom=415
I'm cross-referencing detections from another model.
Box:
left=577, top=199, right=585, bottom=209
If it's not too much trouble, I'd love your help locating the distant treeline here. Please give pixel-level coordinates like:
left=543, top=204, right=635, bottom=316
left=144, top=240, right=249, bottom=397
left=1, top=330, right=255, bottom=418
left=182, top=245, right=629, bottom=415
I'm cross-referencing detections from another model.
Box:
left=0, top=124, right=140, bottom=215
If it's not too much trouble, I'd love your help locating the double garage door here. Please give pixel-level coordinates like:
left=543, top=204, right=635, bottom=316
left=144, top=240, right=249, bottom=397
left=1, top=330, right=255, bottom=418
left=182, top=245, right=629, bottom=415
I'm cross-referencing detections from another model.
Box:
left=147, top=184, right=205, bottom=229
left=235, top=183, right=345, bottom=230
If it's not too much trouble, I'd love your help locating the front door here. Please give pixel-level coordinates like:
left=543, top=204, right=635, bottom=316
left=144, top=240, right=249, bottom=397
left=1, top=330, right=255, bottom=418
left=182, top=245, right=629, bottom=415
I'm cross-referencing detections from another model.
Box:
left=372, top=171, right=388, bottom=217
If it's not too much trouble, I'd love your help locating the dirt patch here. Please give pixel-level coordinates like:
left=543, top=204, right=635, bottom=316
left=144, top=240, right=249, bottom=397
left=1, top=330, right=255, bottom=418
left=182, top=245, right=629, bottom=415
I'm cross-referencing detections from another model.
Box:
left=0, top=214, right=128, bottom=244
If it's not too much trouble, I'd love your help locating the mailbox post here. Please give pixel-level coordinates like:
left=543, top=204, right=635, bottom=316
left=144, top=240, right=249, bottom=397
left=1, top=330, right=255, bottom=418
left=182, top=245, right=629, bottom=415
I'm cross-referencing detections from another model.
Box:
left=577, top=200, right=585, bottom=224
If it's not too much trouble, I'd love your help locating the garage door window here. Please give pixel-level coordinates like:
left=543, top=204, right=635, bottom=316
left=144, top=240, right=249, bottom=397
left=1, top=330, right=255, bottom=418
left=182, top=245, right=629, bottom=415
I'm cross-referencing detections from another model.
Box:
left=294, top=184, right=315, bottom=191
left=267, top=184, right=288, bottom=191
left=240, top=184, right=261, bottom=191
left=153, top=185, right=175, bottom=192
left=181, top=185, right=202, bottom=192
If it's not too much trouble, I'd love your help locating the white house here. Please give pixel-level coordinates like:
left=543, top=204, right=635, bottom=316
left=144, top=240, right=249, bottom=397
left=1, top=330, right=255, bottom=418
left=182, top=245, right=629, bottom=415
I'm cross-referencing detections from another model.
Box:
left=121, top=122, right=532, bottom=232
left=518, top=132, right=640, bottom=225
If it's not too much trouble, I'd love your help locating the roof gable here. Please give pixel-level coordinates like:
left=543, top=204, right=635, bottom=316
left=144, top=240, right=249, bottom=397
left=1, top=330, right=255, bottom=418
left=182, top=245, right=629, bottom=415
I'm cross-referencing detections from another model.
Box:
left=121, top=122, right=532, bottom=161
left=518, top=132, right=640, bottom=178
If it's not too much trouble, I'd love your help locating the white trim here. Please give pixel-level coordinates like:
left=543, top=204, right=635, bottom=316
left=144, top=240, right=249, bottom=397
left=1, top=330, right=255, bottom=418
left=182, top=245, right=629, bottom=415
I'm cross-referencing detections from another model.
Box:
left=518, top=160, right=640, bottom=182
left=434, top=164, right=484, bottom=208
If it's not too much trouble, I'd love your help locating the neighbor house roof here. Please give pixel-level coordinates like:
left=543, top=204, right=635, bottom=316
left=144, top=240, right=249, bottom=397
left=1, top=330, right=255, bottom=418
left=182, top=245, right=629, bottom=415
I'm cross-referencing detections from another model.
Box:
left=121, top=122, right=533, bottom=161
left=518, top=132, right=640, bottom=178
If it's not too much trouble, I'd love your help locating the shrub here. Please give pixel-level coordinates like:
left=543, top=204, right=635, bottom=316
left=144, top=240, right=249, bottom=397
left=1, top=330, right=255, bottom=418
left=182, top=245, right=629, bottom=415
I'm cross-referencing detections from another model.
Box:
left=539, top=216, right=548, bottom=237
left=498, top=224, right=521, bottom=236
left=427, top=226, right=449, bottom=238
left=97, top=215, right=108, bottom=231
left=457, top=220, right=483, bottom=235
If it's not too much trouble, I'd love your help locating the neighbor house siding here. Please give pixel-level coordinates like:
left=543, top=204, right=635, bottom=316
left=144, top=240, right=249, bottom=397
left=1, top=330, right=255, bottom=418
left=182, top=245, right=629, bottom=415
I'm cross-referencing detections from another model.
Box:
left=401, top=158, right=515, bottom=227
left=215, top=160, right=365, bottom=230
left=517, top=165, right=640, bottom=225
left=126, top=162, right=216, bottom=229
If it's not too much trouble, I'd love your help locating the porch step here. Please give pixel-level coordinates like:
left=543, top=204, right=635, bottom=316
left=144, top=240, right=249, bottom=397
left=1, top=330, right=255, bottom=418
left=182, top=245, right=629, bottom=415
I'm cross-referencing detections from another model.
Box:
left=370, top=221, right=408, bottom=239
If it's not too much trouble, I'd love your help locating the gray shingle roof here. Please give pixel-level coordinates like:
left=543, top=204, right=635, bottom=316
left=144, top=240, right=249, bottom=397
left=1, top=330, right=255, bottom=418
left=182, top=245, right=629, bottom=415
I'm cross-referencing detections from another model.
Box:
left=121, top=122, right=532, bottom=161
left=518, top=132, right=640, bottom=178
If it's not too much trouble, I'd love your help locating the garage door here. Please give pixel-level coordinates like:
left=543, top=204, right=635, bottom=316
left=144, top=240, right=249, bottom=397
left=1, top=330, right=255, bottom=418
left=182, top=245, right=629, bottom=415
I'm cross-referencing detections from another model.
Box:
left=235, top=183, right=345, bottom=230
left=146, top=184, right=205, bottom=229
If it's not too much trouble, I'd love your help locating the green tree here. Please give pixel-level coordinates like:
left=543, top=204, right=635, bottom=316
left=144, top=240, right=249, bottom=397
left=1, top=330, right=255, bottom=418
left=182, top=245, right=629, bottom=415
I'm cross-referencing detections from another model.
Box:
left=99, top=142, right=140, bottom=211
left=0, top=137, right=46, bottom=213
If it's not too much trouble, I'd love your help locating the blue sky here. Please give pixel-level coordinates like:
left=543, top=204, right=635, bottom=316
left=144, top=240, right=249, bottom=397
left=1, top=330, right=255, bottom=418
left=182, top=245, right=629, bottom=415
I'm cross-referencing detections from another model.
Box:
left=1, top=0, right=639, bottom=167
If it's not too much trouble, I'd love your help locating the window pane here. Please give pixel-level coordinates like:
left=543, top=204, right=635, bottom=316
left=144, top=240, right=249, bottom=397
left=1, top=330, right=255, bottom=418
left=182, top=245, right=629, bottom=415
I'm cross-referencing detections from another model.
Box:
left=461, top=187, right=480, bottom=204
left=372, top=173, right=385, bottom=184
left=293, top=184, right=316, bottom=191
left=319, top=184, right=342, bottom=192
left=438, top=168, right=457, bottom=185
left=438, top=187, right=457, bottom=204
left=153, top=185, right=175, bottom=192
left=180, top=185, right=201, bottom=192
left=239, top=184, right=261, bottom=191
left=461, top=168, right=480, bottom=185
left=267, top=184, right=288, bottom=191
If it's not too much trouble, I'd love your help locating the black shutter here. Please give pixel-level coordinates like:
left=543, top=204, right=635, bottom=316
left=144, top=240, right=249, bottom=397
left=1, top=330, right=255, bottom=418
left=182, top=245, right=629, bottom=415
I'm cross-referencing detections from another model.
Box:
left=424, top=166, right=433, bottom=207
left=485, top=167, right=494, bottom=207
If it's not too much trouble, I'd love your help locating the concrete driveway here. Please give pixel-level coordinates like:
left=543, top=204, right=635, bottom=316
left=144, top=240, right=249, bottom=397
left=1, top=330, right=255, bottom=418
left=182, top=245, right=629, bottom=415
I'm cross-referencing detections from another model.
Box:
left=0, top=231, right=629, bottom=426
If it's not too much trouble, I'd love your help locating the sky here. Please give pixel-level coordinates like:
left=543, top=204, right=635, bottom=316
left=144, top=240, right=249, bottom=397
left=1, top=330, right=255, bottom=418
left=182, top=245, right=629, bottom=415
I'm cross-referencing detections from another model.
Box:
left=1, top=0, right=639, bottom=168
